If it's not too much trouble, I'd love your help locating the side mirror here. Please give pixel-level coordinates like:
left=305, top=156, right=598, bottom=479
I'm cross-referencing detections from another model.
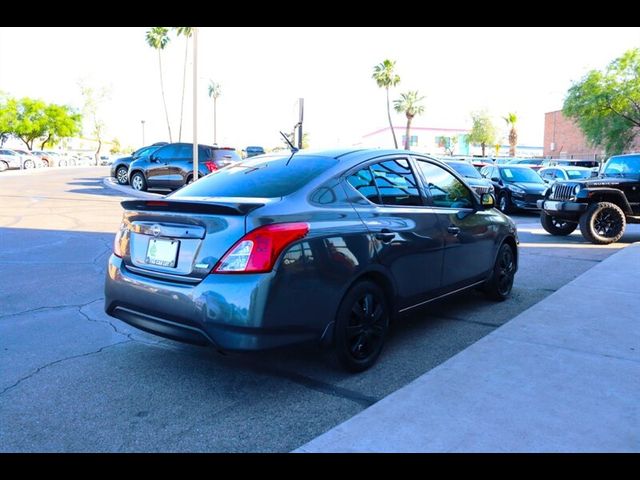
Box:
left=480, top=192, right=495, bottom=209
left=149, top=155, right=158, bottom=162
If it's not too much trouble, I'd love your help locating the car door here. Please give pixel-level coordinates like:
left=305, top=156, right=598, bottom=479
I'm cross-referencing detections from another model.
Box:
left=345, top=156, right=445, bottom=309
left=413, top=157, right=497, bottom=289
left=147, top=144, right=179, bottom=188
left=164, top=143, right=193, bottom=189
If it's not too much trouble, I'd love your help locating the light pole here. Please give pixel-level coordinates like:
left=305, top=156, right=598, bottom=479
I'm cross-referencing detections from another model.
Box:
left=141, top=120, right=146, bottom=145
left=192, top=27, right=199, bottom=181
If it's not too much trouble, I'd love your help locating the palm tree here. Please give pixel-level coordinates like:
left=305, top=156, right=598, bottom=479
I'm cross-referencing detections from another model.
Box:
left=208, top=81, right=221, bottom=144
left=173, top=27, right=193, bottom=142
left=503, top=112, right=518, bottom=157
left=394, top=91, right=425, bottom=150
left=372, top=59, right=401, bottom=148
left=145, top=27, right=172, bottom=142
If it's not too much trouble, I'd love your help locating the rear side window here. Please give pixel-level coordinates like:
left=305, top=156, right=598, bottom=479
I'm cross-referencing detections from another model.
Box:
left=170, top=155, right=336, bottom=198
left=370, top=159, right=422, bottom=206
left=210, top=149, right=241, bottom=163
left=347, top=168, right=380, bottom=203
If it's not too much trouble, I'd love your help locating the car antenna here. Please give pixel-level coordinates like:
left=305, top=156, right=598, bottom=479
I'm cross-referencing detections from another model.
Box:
left=280, top=131, right=298, bottom=165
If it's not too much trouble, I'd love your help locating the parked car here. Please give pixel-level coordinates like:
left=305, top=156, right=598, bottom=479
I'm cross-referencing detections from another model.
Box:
left=12, top=149, right=42, bottom=169
left=443, top=159, right=495, bottom=195
left=105, top=148, right=518, bottom=372
left=0, top=148, right=34, bottom=171
left=128, top=143, right=242, bottom=191
left=506, top=158, right=544, bottom=171
left=245, top=146, right=265, bottom=158
left=480, top=164, right=547, bottom=213
left=541, top=159, right=599, bottom=169
left=31, top=151, right=55, bottom=167
left=539, top=153, right=640, bottom=244
left=539, top=166, right=594, bottom=183
left=110, top=144, right=166, bottom=185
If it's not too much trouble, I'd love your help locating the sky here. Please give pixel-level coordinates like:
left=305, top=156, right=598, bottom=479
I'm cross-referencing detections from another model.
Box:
left=1, top=27, right=639, bottom=152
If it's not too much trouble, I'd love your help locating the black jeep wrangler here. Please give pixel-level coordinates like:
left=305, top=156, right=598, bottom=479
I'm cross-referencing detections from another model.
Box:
left=538, top=153, right=640, bottom=244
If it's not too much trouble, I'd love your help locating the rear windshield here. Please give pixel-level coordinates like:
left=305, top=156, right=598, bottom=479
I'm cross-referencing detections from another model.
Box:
left=170, top=155, right=337, bottom=198
left=206, top=148, right=242, bottom=162
left=446, top=161, right=482, bottom=179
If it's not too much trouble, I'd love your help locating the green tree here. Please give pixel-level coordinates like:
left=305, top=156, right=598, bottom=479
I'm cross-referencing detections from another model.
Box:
left=6, top=97, right=80, bottom=150
left=503, top=112, right=518, bottom=156
left=145, top=27, right=173, bottom=142
left=563, top=48, right=640, bottom=155
left=437, top=135, right=458, bottom=156
left=207, top=80, right=221, bottom=144
left=173, top=27, right=193, bottom=142
left=394, top=91, right=425, bottom=150
left=0, top=95, right=18, bottom=146
left=110, top=138, right=121, bottom=155
left=468, top=110, right=497, bottom=157
left=79, top=81, right=110, bottom=163
left=372, top=59, right=401, bottom=148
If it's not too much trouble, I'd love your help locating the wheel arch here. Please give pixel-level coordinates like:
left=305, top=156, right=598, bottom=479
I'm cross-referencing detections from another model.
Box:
left=587, top=189, right=633, bottom=215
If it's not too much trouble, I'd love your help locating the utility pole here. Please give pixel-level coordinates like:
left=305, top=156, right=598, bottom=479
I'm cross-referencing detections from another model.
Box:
left=298, top=98, right=304, bottom=150
left=192, top=27, right=199, bottom=181
left=141, top=120, right=146, bottom=145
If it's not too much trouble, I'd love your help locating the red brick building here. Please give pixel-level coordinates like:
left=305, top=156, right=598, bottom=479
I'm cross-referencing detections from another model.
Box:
left=543, top=110, right=604, bottom=160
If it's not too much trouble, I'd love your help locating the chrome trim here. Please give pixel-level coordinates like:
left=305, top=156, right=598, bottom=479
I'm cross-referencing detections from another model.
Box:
left=398, top=280, right=486, bottom=313
left=125, top=264, right=202, bottom=283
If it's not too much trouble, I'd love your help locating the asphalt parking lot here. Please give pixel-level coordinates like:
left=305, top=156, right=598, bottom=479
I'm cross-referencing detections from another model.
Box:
left=1, top=167, right=639, bottom=452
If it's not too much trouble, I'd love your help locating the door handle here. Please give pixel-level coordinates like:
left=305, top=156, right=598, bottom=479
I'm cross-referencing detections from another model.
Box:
left=447, top=225, right=461, bottom=235
left=374, top=229, right=395, bottom=243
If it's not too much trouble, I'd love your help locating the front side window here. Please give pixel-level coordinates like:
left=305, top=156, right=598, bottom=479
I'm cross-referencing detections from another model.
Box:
left=370, top=159, right=422, bottom=206
left=416, top=160, right=474, bottom=209
left=154, top=144, right=180, bottom=160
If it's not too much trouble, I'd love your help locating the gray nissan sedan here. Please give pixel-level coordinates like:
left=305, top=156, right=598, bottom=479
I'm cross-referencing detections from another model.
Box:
left=105, top=148, right=518, bottom=371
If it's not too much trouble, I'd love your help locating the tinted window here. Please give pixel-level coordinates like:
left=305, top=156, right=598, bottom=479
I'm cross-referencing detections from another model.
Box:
left=170, top=155, right=337, bottom=198
left=565, top=169, right=591, bottom=180
left=416, top=160, right=474, bottom=209
left=211, top=149, right=241, bottom=163
left=175, top=144, right=193, bottom=160
left=133, top=145, right=160, bottom=158
left=446, top=161, right=482, bottom=179
left=347, top=167, right=380, bottom=203
left=370, top=159, right=422, bottom=206
left=154, top=144, right=180, bottom=160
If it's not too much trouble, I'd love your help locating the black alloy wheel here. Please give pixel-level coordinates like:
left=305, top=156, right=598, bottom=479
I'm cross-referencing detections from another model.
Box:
left=540, top=211, right=578, bottom=236
left=579, top=202, right=626, bottom=245
left=116, top=166, right=129, bottom=185
left=334, top=281, right=389, bottom=372
left=484, top=242, right=516, bottom=301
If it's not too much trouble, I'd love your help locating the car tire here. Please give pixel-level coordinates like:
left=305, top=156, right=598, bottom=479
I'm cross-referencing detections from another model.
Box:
left=116, top=166, right=129, bottom=185
left=499, top=192, right=514, bottom=214
left=186, top=175, right=194, bottom=185
left=540, top=211, right=578, bottom=236
left=483, top=242, right=516, bottom=301
left=0, top=161, right=7, bottom=172
left=60, top=159, right=68, bottom=167
left=333, top=280, right=389, bottom=373
left=42, top=159, right=49, bottom=167
left=579, top=202, right=626, bottom=245
left=130, top=172, right=147, bottom=191
left=23, top=159, right=35, bottom=169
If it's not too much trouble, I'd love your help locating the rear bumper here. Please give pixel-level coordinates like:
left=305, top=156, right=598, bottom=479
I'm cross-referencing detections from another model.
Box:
left=104, top=255, right=319, bottom=351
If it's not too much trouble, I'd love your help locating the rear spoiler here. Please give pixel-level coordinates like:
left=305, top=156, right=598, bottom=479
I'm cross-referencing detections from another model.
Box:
left=121, top=199, right=264, bottom=216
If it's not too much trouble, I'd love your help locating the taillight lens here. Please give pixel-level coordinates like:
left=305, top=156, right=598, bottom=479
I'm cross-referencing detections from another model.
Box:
left=213, top=222, right=309, bottom=273
left=113, top=222, right=127, bottom=258
left=204, top=160, right=218, bottom=172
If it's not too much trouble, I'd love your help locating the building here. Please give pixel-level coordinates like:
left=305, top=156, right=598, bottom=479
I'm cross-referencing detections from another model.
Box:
left=360, top=126, right=542, bottom=157
left=543, top=110, right=604, bottom=160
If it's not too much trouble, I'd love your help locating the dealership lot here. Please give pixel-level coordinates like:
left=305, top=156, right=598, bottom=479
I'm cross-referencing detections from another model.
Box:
left=1, top=167, right=639, bottom=452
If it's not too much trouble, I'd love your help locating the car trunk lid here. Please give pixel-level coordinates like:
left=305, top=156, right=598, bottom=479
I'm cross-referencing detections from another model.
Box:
left=119, top=198, right=267, bottom=282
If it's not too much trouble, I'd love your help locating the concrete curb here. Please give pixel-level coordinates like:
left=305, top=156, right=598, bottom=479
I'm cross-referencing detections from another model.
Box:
left=102, top=177, right=163, bottom=199
left=296, top=242, right=640, bottom=452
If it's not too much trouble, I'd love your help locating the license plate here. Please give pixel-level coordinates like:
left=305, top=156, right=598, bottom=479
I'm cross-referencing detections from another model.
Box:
left=145, top=238, right=179, bottom=268
left=544, top=201, right=563, bottom=211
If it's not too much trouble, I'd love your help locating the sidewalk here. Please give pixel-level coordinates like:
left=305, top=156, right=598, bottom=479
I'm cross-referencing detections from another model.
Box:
left=296, top=243, right=640, bottom=452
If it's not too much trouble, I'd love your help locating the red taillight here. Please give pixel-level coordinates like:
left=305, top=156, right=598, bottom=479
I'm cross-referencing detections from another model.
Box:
left=146, top=201, right=169, bottom=207
left=213, top=222, right=310, bottom=274
left=204, top=160, right=218, bottom=172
